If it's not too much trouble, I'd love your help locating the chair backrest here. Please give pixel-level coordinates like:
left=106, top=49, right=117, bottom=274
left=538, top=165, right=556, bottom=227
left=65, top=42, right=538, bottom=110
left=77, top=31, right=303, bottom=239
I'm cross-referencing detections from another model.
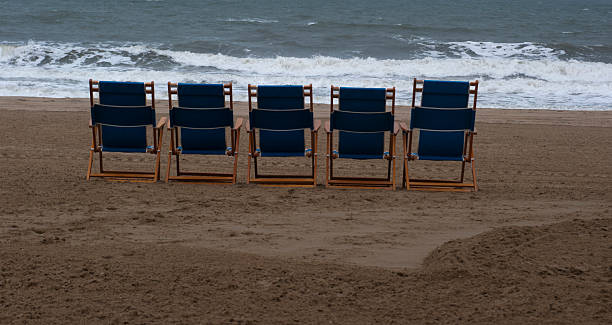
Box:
left=168, top=83, right=233, bottom=153
left=331, top=86, right=395, bottom=158
left=90, top=80, right=155, bottom=151
left=411, top=79, right=478, bottom=161
left=248, top=85, right=313, bottom=155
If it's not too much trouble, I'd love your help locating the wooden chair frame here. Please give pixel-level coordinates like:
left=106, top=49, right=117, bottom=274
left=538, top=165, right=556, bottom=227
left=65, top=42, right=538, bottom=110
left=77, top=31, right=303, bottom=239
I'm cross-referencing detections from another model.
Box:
left=86, top=79, right=166, bottom=183
left=165, top=82, right=242, bottom=184
left=325, top=86, right=398, bottom=190
left=401, top=79, right=479, bottom=192
left=246, top=84, right=320, bottom=187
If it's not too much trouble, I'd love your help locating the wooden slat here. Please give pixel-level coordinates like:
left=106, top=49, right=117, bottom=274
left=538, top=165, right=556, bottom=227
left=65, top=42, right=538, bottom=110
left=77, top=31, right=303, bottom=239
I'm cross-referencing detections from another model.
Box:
left=327, top=185, right=394, bottom=190
left=409, top=187, right=472, bottom=192
left=89, top=172, right=154, bottom=178
left=167, top=175, right=233, bottom=182
left=250, top=177, right=314, bottom=184
left=252, top=181, right=315, bottom=186
left=409, top=181, right=475, bottom=187
left=330, top=176, right=390, bottom=182
left=328, top=180, right=392, bottom=186
left=254, top=173, right=313, bottom=179
left=174, top=172, right=233, bottom=177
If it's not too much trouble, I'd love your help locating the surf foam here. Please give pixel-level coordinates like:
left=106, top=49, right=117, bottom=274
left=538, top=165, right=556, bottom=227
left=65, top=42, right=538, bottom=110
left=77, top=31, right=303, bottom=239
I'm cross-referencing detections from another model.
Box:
left=1, top=41, right=611, bottom=110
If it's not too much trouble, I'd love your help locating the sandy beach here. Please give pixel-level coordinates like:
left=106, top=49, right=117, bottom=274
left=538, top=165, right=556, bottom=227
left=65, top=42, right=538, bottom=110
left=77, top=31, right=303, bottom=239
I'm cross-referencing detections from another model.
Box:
left=0, top=96, right=611, bottom=324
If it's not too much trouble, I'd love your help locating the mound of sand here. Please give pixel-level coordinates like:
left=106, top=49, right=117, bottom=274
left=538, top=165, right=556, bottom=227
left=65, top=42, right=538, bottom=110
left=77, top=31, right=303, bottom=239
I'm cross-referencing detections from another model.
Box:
left=1, top=218, right=609, bottom=324
left=419, top=218, right=611, bottom=324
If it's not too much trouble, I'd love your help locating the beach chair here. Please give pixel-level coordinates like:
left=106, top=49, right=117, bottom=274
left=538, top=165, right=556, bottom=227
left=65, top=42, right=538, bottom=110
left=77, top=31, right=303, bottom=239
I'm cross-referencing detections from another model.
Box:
left=246, top=84, right=320, bottom=187
left=165, top=82, right=242, bottom=184
left=86, top=79, right=166, bottom=182
left=325, top=86, right=398, bottom=190
left=401, top=79, right=479, bottom=191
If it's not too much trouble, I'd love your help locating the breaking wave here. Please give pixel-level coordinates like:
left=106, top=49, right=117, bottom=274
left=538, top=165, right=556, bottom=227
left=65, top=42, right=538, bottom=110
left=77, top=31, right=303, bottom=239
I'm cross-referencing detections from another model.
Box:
left=1, top=41, right=611, bottom=109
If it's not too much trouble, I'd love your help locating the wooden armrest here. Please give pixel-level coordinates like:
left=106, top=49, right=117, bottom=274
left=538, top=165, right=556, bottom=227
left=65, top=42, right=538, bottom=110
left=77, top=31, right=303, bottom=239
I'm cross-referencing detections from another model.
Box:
left=393, top=121, right=400, bottom=135
left=156, top=117, right=167, bottom=129
left=399, top=122, right=409, bottom=133
left=324, top=121, right=331, bottom=133
left=89, top=119, right=93, bottom=128
left=166, top=119, right=171, bottom=130
left=313, top=119, right=321, bottom=132
left=234, top=117, right=244, bottom=130
left=245, top=120, right=252, bottom=132
left=471, top=129, right=478, bottom=135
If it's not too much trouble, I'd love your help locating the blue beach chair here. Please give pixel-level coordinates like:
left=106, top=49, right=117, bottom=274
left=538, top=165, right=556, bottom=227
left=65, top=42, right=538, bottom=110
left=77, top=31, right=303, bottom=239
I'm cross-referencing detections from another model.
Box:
left=325, top=86, right=398, bottom=189
left=246, top=84, right=320, bottom=187
left=86, top=80, right=166, bottom=182
left=165, top=82, right=242, bottom=184
left=401, top=79, right=479, bottom=191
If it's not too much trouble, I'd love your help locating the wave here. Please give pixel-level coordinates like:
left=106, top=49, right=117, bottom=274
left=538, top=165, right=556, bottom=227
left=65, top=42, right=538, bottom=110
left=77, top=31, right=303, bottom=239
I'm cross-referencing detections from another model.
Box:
left=221, top=18, right=279, bottom=24
left=0, top=41, right=611, bottom=110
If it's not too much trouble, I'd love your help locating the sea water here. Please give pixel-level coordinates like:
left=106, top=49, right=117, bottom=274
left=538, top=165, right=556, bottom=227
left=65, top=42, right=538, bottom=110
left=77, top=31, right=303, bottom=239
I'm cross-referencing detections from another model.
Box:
left=1, top=0, right=611, bottom=109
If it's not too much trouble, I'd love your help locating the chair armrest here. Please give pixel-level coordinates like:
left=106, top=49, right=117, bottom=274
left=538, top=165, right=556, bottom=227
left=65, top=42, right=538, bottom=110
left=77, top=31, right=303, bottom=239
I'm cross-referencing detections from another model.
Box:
left=399, top=122, right=409, bottom=133
left=471, top=129, right=478, bottom=135
left=245, top=120, right=252, bottom=132
left=324, top=121, right=331, bottom=133
left=234, top=117, right=244, bottom=130
left=393, top=122, right=400, bottom=135
left=313, top=119, right=321, bottom=132
left=166, top=118, right=171, bottom=130
left=89, top=119, right=93, bottom=128
left=156, top=117, right=167, bottom=129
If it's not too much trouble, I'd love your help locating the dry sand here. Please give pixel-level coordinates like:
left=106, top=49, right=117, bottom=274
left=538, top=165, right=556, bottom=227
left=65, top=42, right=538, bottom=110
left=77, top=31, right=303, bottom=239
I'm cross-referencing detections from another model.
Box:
left=0, top=97, right=611, bottom=324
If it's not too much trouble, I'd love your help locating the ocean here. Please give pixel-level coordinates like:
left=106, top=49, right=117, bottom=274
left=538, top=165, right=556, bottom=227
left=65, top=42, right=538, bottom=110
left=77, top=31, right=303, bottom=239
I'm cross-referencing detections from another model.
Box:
left=1, top=0, right=611, bottom=109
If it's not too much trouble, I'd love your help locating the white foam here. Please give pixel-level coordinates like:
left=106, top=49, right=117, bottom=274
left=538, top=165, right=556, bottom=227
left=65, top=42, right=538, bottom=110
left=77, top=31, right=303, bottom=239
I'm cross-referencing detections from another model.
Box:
left=448, top=41, right=564, bottom=59
left=221, top=18, right=279, bottom=24
left=1, top=41, right=611, bottom=110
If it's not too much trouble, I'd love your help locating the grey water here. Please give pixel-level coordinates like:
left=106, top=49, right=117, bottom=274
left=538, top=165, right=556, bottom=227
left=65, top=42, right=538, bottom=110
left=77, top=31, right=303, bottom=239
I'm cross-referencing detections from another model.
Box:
left=1, top=0, right=611, bottom=109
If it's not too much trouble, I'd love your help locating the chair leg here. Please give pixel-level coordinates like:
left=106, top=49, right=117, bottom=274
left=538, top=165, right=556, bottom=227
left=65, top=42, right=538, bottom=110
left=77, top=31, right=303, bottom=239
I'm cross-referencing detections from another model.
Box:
left=232, top=131, right=240, bottom=185
left=165, top=151, right=173, bottom=183
left=232, top=153, right=239, bottom=184
left=404, top=159, right=410, bottom=190
left=312, top=154, right=317, bottom=187
left=471, top=159, right=478, bottom=191
left=326, top=132, right=332, bottom=187
left=392, top=157, right=396, bottom=190
left=312, top=132, right=317, bottom=187
left=86, top=149, right=94, bottom=180
left=153, top=151, right=161, bottom=182
left=99, top=151, right=104, bottom=173
left=175, top=154, right=180, bottom=176
left=247, top=156, right=251, bottom=184
left=401, top=133, right=408, bottom=189
left=247, top=134, right=252, bottom=184
left=460, top=161, right=466, bottom=182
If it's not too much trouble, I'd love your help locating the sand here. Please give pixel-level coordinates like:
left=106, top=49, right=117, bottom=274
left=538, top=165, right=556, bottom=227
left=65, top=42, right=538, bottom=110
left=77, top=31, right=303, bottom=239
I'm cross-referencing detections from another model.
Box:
left=0, top=97, right=611, bottom=324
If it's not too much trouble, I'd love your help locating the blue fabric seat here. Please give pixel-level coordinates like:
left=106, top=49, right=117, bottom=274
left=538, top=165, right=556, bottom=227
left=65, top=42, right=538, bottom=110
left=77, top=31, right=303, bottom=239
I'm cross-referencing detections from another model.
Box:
left=166, top=82, right=242, bottom=183
left=86, top=80, right=166, bottom=182
left=252, top=85, right=309, bottom=156
left=97, top=81, right=153, bottom=152
left=337, top=87, right=388, bottom=159
left=246, top=84, right=320, bottom=186
left=326, top=86, right=398, bottom=189
left=402, top=79, right=479, bottom=191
